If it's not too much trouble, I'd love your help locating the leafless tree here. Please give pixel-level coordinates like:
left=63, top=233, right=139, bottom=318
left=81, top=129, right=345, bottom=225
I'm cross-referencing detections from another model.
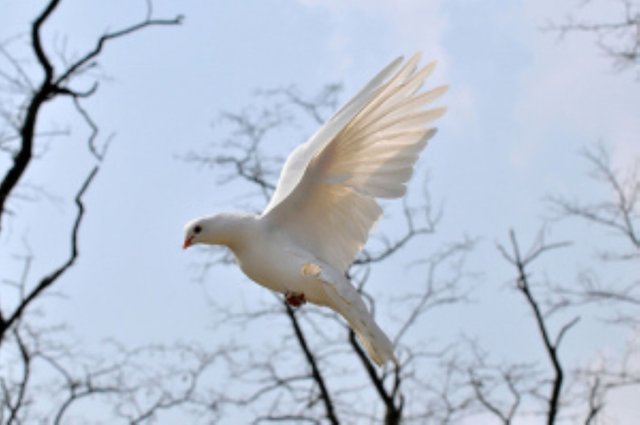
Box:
left=497, top=231, right=577, bottom=425
left=1, top=317, right=234, bottom=424
left=0, top=0, right=182, bottom=345
left=459, top=144, right=639, bottom=424
left=0, top=1, right=217, bottom=423
left=544, top=0, right=640, bottom=75
left=4, top=1, right=637, bottom=424
left=548, top=144, right=639, bottom=326
left=184, top=67, right=640, bottom=425
left=540, top=3, right=640, bottom=419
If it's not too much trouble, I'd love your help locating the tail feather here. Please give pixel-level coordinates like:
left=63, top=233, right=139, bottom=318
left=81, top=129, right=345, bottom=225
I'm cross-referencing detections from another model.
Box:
left=348, top=314, right=397, bottom=366
left=314, top=262, right=397, bottom=366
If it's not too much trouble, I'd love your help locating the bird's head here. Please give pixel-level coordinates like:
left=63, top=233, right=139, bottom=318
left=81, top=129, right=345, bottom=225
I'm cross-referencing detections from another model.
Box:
left=183, top=213, right=251, bottom=250
left=183, top=218, right=206, bottom=249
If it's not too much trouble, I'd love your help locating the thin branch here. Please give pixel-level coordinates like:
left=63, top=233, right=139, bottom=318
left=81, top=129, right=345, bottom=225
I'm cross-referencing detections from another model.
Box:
left=0, top=42, right=35, bottom=91
left=469, top=376, right=511, bottom=424
left=355, top=197, right=440, bottom=266
left=72, top=96, right=112, bottom=161
left=549, top=144, right=640, bottom=252
left=393, top=238, right=474, bottom=345
left=0, top=166, right=98, bottom=343
left=0, top=0, right=182, bottom=233
left=554, top=316, right=580, bottom=348
left=253, top=414, right=322, bottom=424
left=584, top=377, right=603, bottom=425
left=54, top=14, right=183, bottom=87
left=5, top=329, right=31, bottom=425
left=543, top=0, right=640, bottom=74
left=284, top=305, right=339, bottom=425
left=348, top=330, right=402, bottom=425
left=498, top=229, right=575, bottom=425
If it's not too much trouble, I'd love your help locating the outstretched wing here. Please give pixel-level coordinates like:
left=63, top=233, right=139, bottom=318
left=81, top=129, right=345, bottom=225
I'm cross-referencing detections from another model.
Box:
left=262, top=53, right=447, bottom=272
left=261, top=56, right=405, bottom=214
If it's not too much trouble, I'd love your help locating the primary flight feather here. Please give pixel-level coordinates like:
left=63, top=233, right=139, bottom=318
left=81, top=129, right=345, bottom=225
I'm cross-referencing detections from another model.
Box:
left=184, top=53, right=447, bottom=365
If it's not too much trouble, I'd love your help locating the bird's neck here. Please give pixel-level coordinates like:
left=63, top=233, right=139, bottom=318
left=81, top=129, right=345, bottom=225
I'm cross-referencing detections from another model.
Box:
left=202, top=212, right=258, bottom=251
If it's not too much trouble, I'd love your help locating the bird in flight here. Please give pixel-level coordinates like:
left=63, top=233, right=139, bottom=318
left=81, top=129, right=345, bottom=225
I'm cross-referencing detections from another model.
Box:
left=184, top=53, right=447, bottom=365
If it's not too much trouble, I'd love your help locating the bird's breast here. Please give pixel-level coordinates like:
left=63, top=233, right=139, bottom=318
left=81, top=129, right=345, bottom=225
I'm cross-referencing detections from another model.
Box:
left=233, top=236, right=328, bottom=305
left=235, top=243, right=292, bottom=292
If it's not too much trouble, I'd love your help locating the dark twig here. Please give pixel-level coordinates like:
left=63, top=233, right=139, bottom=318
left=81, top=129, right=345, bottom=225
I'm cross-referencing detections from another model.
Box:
left=285, top=305, right=339, bottom=425
left=584, top=377, right=603, bottom=425
left=549, top=144, right=640, bottom=253
left=0, top=0, right=60, bottom=230
left=543, top=0, right=640, bottom=74
left=53, top=15, right=183, bottom=87
left=72, top=96, right=113, bottom=161
left=5, top=329, right=31, bottom=425
left=498, top=229, right=576, bottom=425
left=547, top=144, right=640, bottom=324
left=0, top=0, right=182, bottom=231
left=0, top=167, right=98, bottom=343
left=348, top=330, right=402, bottom=425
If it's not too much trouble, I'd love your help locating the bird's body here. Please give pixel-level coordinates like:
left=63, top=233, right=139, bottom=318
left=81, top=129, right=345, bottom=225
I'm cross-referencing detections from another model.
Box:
left=188, top=211, right=398, bottom=364
left=184, top=53, right=447, bottom=366
left=213, top=212, right=328, bottom=304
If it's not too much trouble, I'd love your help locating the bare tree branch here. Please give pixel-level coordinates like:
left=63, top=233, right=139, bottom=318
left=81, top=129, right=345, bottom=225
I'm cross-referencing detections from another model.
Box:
left=498, top=230, right=575, bottom=425
left=584, top=377, right=603, bottom=425
left=285, top=305, right=340, bottom=425
left=543, top=0, right=640, bottom=74
left=547, top=143, right=640, bottom=326
left=2, top=323, right=230, bottom=424
left=0, top=2, right=185, bottom=422
left=0, top=0, right=182, bottom=230
left=0, top=166, right=98, bottom=343
left=4, top=328, right=31, bottom=425
left=549, top=144, right=640, bottom=254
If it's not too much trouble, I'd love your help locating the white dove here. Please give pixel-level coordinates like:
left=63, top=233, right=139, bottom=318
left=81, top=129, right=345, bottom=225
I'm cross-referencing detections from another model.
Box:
left=183, top=53, right=447, bottom=365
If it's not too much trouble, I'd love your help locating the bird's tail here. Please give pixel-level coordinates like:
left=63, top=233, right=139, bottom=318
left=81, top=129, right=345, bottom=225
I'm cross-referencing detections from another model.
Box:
left=345, top=310, right=397, bottom=366
left=314, top=263, right=397, bottom=366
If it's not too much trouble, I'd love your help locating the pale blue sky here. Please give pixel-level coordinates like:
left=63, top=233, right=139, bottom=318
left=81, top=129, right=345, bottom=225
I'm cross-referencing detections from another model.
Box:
left=2, top=0, right=639, bottom=422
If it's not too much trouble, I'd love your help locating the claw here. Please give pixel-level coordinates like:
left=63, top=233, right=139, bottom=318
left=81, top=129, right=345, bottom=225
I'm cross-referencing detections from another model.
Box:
left=284, top=290, right=306, bottom=307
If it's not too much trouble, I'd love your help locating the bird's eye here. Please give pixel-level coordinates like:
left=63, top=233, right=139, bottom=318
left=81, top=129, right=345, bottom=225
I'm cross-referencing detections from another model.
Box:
left=194, top=225, right=202, bottom=234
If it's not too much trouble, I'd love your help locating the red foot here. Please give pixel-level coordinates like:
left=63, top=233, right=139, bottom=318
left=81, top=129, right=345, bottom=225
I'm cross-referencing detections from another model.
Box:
left=285, top=291, right=306, bottom=307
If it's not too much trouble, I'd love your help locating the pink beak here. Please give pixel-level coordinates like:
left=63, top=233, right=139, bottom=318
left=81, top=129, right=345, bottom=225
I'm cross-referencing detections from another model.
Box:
left=183, top=236, right=194, bottom=250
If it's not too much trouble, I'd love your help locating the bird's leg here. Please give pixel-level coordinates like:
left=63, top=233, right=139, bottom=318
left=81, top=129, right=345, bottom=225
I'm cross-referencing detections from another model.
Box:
left=284, top=290, right=306, bottom=308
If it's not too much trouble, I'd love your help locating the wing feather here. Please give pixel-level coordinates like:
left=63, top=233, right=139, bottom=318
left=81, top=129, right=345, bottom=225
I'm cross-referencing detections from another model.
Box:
left=261, top=56, right=405, bottom=215
left=263, top=54, right=447, bottom=271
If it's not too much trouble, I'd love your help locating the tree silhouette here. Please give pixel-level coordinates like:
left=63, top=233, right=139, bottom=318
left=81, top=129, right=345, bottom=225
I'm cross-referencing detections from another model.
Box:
left=0, top=1, right=202, bottom=423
